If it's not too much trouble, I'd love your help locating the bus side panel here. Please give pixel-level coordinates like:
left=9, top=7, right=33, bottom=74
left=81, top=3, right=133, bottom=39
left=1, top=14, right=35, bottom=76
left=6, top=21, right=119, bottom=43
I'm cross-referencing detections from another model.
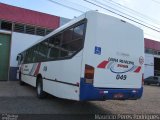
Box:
left=21, top=74, right=36, bottom=87
left=43, top=52, right=83, bottom=101
left=21, top=63, right=42, bottom=87
left=43, top=80, right=79, bottom=100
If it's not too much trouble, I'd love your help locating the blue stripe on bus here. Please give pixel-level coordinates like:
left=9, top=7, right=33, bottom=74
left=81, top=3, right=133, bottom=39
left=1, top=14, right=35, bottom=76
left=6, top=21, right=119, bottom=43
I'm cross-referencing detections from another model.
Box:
left=79, top=78, right=143, bottom=101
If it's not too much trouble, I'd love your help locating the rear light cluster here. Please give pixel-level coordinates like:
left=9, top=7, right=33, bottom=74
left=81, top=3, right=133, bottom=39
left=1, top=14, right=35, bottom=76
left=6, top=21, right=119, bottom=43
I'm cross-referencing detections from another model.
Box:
left=85, top=64, right=95, bottom=84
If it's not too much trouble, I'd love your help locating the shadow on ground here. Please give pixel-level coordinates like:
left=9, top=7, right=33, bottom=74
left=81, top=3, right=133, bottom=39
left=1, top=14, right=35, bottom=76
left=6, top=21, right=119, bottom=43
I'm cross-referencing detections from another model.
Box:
left=0, top=81, right=111, bottom=114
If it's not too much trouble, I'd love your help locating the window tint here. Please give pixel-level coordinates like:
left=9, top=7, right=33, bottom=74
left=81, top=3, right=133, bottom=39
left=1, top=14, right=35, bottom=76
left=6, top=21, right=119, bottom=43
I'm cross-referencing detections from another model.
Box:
left=150, top=76, right=153, bottom=80
left=62, top=28, right=73, bottom=44
left=28, top=48, right=33, bottom=63
left=33, top=45, right=39, bottom=62
left=48, top=34, right=61, bottom=59
left=23, top=19, right=86, bottom=63
left=25, top=47, right=37, bottom=63
left=31, top=46, right=38, bottom=62
left=60, top=23, right=85, bottom=58
left=153, top=77, right=158, bottom=80
left=60, top=38, right=83, bottom=57
left=73, top=24, right=84, bottom=40
left=37, top=40, right=49, bottom=61
left=21, top=52, right=26, bottom=63
left=24, top=49, right=31, bottom=63
left=23, top=42, right=49, bottom=63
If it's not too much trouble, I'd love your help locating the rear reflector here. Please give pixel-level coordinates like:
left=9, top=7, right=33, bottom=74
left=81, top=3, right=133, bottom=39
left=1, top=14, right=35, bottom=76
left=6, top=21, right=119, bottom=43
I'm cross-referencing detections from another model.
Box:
left=85, top=64, right=94, bottom=84
left=85, top=79, right=93, bottom=84
left=99, top=91, right=104, bottom=94
left=132, top=90, right=137, bottom=93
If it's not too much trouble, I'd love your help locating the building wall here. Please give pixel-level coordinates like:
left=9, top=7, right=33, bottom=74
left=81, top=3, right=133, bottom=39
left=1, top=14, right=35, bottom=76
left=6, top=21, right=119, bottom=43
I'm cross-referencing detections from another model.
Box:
left=10, top=32, right=42, bottom=67
left=0, top=3, right=71, bottom=81
left=144, top=54, right=154, bottom=78
left=0, top=3, right=60, bottom=29
left=9, top=32, right=42, bottom=80
left=144, top=38, right=160, bottom=78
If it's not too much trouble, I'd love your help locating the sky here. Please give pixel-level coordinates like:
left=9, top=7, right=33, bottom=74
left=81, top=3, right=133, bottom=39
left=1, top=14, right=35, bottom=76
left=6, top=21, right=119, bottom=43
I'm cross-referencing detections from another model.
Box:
left=0, top=0, right=160, bottom=41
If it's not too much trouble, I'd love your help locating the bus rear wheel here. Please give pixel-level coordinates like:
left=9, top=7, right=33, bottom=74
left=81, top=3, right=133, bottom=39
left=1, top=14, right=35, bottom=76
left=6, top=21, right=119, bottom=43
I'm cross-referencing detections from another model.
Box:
left=36, top=77, right=46, bottom=99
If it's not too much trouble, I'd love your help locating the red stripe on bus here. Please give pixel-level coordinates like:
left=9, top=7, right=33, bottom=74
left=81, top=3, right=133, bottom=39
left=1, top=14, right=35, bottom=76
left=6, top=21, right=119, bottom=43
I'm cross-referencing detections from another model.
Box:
left=34, top=63, right=41, bottom=76
left=134, top=66, right=141, bottom=73
left=97, top=61, right=109, bottom=69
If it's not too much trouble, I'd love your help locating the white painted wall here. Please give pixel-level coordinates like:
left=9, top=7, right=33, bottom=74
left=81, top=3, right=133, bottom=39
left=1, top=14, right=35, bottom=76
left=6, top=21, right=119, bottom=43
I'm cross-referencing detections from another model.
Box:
left=144, top=54, right=154, bottom=78
left=10, top=32, right=42, bottom=67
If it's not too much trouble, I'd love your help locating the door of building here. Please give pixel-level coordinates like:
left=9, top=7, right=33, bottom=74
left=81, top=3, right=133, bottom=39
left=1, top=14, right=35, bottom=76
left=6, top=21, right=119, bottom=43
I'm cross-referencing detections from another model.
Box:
left=0, top=33, right=11, bottom=80
left=154, top=57, right=160, bottom=76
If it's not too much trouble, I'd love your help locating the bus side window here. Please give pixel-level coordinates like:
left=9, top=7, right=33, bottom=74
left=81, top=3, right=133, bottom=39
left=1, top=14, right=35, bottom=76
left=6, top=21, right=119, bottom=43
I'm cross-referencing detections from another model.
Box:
left=48, top=34, right=61, bottom=59
left=62, top=28, right=73, bottom=44
left=73, top=24, right=84, bottom=40
left=26, top=49, right=32, bottom=63
left=24, top=50, right=29, bottom=63
left=60, top=23, right=85, bottom=58
left=30, top=46, right=37, bottom=63
left=21, top=52, right=25, bottom=64
left=33, top=45, right=39, bottom=62
left=37, top=40, right=49, bottom=61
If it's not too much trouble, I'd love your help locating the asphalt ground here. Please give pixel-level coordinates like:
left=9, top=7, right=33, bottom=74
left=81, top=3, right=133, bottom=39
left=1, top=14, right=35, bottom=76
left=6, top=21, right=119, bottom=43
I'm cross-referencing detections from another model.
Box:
left=0, top=81, right=160, bottom=119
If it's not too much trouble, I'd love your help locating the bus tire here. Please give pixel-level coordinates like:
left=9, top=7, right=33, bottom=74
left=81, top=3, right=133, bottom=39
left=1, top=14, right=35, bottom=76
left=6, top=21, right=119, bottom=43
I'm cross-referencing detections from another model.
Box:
left=19, top=73, right=25, bottom=86
left=36, top=77, right=46, bottom=99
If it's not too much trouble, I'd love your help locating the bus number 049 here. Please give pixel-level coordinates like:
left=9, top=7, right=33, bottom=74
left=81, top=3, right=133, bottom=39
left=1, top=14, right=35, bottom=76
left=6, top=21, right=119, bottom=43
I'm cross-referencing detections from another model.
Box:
left=116, top=75, right=127, bottom=80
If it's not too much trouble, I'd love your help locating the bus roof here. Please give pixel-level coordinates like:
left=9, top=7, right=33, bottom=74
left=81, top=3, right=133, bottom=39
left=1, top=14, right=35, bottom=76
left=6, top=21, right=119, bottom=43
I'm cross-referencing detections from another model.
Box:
left=18, top=10, right=141, bottom=54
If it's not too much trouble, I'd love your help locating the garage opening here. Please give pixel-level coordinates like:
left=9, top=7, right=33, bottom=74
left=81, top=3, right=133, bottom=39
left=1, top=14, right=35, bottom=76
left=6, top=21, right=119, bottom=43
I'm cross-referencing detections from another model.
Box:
left=1, top=21, right=12, bottom=31
left=154, top=57, right=160, bottom=76
left=0, top=34, right=11, bottom=80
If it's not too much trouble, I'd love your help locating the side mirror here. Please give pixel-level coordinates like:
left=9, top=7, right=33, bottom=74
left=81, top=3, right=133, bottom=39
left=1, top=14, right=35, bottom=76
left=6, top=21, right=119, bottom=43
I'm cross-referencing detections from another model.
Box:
left=16, top=55, right=19, bottom=61
left=16, top=54, right=23, bottom=61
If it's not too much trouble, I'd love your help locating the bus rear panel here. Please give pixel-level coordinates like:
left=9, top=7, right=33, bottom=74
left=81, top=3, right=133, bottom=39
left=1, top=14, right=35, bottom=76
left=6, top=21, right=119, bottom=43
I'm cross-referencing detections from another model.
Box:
left=80, top=12, right=144, bottom=101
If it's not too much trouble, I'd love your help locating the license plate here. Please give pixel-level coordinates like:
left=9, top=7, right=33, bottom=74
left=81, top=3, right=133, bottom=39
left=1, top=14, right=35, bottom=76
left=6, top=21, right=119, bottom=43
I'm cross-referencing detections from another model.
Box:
left=113, top=93, right=124, bottom=99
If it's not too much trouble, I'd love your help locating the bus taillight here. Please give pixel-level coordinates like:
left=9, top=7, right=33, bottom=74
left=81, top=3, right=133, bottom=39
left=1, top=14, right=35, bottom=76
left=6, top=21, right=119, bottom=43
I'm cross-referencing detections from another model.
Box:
left=85, top=64, right=94, bottom=84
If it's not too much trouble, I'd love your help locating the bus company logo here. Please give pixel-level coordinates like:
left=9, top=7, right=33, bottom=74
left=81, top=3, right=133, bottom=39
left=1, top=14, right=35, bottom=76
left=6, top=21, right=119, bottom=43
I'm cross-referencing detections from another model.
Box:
left=97, top=60, right=141, bottom=73
left=139, top=56, right=144, bottom=65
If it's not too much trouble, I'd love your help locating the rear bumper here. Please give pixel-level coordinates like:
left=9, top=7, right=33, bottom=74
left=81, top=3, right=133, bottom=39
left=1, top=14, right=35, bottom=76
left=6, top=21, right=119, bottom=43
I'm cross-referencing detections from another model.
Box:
left=80, top=78, right=143, bottom=101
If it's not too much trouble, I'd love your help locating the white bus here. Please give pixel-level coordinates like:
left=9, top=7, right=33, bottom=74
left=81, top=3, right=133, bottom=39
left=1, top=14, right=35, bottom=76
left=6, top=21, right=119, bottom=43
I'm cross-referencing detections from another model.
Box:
left=17, top=11, right=144, bottom=101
